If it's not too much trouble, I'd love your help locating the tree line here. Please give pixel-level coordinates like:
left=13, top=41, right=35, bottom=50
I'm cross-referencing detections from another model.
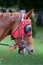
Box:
left=0, top=0, right=43, bottom=12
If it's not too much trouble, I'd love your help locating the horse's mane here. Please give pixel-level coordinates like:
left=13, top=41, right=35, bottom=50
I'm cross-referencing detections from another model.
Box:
left=0, top=9, right=34, bottom=20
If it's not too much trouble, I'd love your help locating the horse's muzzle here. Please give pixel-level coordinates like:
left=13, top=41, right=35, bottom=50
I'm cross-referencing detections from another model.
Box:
left=18, top=43, right=34, bottom=55
left=18, top=48, right=34, bottom=55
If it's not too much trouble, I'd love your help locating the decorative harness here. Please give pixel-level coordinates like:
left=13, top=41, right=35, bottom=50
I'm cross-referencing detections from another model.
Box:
left=12, top=16, right=32, bottom=39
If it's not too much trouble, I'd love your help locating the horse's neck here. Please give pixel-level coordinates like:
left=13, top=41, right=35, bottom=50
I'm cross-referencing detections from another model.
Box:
left=11, top=12, right=20, bottom=33
left=11, top=20, right=18, bottom=34
left=0, top=24, right=11, bottom=41
left=0, top=12, right=20, bottom=41
left=0, top=13, right=14, bottom=41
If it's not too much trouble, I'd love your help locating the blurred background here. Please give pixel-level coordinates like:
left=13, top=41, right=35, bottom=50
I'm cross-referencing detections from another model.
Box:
left=0, top=0, right=43, bottom=65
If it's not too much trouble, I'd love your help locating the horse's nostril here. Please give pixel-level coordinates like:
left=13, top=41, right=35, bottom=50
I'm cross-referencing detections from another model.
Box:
left=31, top=49, right=33, bottom=52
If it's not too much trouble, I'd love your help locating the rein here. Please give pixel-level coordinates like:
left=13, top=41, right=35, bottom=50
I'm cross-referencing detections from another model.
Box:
left=0, top=43, right=17, bottom=48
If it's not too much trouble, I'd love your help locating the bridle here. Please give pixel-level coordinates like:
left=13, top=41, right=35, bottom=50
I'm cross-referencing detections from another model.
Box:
left=11, top=14, right=32, bottom=47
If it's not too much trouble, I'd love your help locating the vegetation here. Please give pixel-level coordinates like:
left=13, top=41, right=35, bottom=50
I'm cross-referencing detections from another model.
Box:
left=30, top=15, right=36, bottom=37
left=0, top=0, right=43, bottom=12
left=18, top=0, right=43, bottom=12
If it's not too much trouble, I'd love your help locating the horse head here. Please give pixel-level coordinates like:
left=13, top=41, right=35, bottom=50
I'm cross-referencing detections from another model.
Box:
left=11, top=9, right=34, bottom=55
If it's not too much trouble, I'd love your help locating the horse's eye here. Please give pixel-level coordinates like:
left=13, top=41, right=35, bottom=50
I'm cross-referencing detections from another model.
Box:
left=24, top=24, right=31, bottom=34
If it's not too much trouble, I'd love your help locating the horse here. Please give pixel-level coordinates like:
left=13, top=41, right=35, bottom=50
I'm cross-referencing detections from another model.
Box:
left=0, top=9, right=34, bottom=59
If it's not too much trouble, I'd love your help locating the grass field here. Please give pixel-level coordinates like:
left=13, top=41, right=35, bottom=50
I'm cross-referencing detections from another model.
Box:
left=0, top=27, right=43, bottom=65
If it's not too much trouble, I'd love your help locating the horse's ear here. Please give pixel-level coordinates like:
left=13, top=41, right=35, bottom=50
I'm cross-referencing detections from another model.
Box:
left=25, top=9, right=34, bottom=19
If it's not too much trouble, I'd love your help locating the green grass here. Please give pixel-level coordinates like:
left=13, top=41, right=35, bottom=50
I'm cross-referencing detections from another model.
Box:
left=36, top=26, right=43, bottom=35
left=0, top=27, right=43, bottom=65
